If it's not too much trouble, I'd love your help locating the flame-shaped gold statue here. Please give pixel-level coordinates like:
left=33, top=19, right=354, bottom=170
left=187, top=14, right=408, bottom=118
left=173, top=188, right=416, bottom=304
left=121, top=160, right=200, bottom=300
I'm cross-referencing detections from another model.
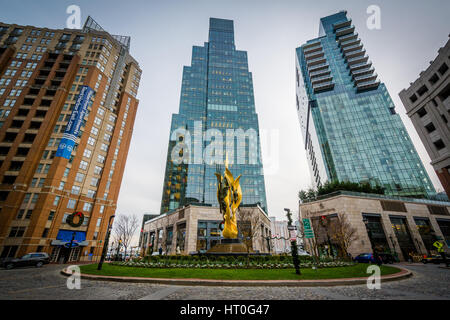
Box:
left=215, top=156, right=242, bottom=239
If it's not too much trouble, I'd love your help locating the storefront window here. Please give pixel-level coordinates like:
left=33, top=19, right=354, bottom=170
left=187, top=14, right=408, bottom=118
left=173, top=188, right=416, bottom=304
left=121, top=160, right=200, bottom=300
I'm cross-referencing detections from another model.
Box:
left=197, top=220, right=221, bottom=250
left=390, top=216, right=417, bottom=259
left=363, top=214, right=389, bottom=253
left=414, top=218, right=435, bottom=254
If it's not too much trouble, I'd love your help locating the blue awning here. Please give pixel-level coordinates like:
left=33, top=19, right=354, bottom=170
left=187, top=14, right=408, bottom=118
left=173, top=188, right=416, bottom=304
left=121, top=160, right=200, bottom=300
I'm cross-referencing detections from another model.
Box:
left=56, top=230, right=86, bottom=243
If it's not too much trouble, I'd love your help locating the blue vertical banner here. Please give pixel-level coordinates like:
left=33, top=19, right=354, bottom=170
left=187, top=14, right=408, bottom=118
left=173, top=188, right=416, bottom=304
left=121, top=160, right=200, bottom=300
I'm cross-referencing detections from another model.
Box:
left=55, top=85, right=94, bottom=159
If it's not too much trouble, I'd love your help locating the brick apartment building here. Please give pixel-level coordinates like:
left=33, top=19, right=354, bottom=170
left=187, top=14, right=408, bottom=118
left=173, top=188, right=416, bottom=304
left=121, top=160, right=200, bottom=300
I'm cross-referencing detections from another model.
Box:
left=0, top=17, right=141, bottom=262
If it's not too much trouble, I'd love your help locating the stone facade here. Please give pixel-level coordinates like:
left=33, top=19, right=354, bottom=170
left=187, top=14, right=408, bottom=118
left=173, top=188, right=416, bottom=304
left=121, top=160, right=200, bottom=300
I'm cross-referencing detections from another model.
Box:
left=143, top=204, right=271, bottom=255
left=399, top=36, right=450, bottom=198
left=299, top=192, right=450, bottom=261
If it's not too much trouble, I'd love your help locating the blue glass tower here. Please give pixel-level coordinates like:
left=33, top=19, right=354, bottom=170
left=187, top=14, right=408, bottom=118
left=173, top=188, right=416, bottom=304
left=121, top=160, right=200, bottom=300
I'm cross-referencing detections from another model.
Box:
left=295, top=11, right=435, bottom=197
left=160, top=18, right=268, bottom=214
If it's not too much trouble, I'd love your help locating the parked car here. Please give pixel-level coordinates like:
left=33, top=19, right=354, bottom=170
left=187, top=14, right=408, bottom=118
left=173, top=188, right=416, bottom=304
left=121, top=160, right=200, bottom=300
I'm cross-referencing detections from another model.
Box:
left=1, top=252, right=50, bottom=270
left=421, top=253, right=449, bottom=264
left=378, top=253, right=395, bottom=264
left=353, top=253, right=376, bottom=263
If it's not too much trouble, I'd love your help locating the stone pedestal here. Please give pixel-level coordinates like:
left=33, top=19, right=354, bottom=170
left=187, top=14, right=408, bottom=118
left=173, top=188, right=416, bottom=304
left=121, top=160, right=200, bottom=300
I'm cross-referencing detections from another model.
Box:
left=206, top=238, right=252, bottom=254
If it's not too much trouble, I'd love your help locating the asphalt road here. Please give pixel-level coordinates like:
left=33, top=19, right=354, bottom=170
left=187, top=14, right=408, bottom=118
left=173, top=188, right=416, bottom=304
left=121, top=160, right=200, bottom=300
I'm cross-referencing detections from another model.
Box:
left=0, top=262, right=449, bottom=300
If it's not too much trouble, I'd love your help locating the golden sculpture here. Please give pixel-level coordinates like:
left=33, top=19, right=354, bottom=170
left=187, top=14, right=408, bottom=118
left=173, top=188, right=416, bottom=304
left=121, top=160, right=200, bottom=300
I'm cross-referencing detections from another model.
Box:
left=215, top=157, right=241, bottom=239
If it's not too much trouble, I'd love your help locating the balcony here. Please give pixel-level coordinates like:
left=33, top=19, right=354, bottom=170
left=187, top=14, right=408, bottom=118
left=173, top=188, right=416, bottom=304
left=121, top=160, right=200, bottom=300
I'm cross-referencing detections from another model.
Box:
left=342, top=43, right=363, bottom=54
left=339, top=37, right=361, bottom=49
left=351, top=67, right=375, bottom=79
left=347, top=55, right=369, bottom=66
left=311, top=74, right=333, bottom=86
left=310, top=69, right=331, bottom=79
left=344, top=49, right=366, bottom=60
left=335, top=25, right=355, bottom=38
left=303, top=41, right=321, bottom=50
left=307, top=56, right=327, bottom=67
left=337, top=33, right=358, bottom=45
left=304, top=50, right=324, bottom=61
left=333, top=19, right=352, bottom=31
left=308, top=63, right=329, bottom=74
left=356, top=79, right=380, bottom=92
left=303, top=44, right=322, bottom=56
left=354, top=73, right=378, bottom=85
left=349, top=60, right=372, bottom=73
left=313, top=81, right=334, bottom=93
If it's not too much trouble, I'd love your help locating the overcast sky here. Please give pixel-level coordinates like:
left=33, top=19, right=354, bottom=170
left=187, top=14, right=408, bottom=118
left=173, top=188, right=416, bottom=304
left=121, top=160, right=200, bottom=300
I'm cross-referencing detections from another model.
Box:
left=2, top=0, right=449, bottom=233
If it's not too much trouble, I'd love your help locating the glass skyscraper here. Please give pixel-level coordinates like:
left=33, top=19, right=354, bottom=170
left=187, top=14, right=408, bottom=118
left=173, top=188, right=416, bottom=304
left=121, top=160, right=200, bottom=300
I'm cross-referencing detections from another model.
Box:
left=295, top=11, right=435, bottom=197
left=160, top=18, right=267, bottom=214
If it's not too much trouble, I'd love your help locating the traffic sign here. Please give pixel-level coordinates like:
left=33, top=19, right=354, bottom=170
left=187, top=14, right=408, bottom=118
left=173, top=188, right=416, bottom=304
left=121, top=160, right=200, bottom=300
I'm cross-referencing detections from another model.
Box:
left=288, top=226, right=297, bottom=231
left=289, top=230, right=297, bottom=241
left=302, top=218, right=315, bottom=239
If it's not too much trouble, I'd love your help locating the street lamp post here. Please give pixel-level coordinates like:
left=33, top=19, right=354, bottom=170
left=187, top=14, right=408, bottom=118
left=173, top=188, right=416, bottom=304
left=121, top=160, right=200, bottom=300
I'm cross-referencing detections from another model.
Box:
left=97, top=214, right=115, bottom=271
left=66, top=231, right=76, bottom=263
left=284, top=208, right=301, bottom=275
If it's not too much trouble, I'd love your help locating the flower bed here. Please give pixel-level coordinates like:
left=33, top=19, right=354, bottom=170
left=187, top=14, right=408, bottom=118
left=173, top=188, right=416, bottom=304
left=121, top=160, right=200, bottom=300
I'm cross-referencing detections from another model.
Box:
left=112, top=260, right=354, bottom=269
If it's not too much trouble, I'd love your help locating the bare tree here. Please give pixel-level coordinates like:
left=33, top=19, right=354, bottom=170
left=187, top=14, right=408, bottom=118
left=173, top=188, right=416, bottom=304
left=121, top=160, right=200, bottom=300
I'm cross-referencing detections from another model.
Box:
left=112, top=214, right=139, bottom=260
left=329, top=213, right=358, bottom=260
left=236, top=208, right=262, bottom=266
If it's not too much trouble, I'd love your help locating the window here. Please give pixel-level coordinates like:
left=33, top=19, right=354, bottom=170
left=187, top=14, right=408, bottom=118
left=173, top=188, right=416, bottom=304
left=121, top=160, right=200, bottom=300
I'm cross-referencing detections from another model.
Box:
left=91, top=127, right=99, bottom=136
left=87, top=190, right=96, bottom=198
left=48, top=210, right=55, bottom=221
left=75, top=172, right=85, bottom=183
left=17, top=209, right=25, bottom=219
left=67, top=199, right=76, bottom=209
left=429, top=73, right=439, bottom=85
left=438, top=62, right=449, bottom=76
left=25, top=210, right=33, bottom=219
left=53, top=196, right=60, bottom=206
left=83, top=202, right=92, bottom=212
left=9, top=227, right=26, bottom=238
left=63, top=168, right=70, bottom=178
left=417, top=85, right=428, bottom=97
left=409, top=94, right=418, bottom=103
left=90, top=177, right=99, bottom=187
left=96, top=218, right=102, bottom=227
left=433, top=139, right=446, bottom=150
left=97, top=108, right=105, bottom=116
left=94, top=166, right=102, bottom=175
left=425, top=122, right=436, bottom=133
left=83, top=149, right=92, bottom=158
left=79, top=160, right=88, bottom=170
left=100, top=143, right=108, bottom=152
left=42, top=228, right=49, bottom=238
left=97, top=155, right=105, bottom=163
left=87, top=136, right=95, bottom=146
left=99, top=205, right=105, bottom=214
left=94, top=117, right=102, bottom=126
left=417, top=107, right=427, bottom=118
left=71, top=185, right=81, bottom=195
left=31, top=194, right=39, bottom=203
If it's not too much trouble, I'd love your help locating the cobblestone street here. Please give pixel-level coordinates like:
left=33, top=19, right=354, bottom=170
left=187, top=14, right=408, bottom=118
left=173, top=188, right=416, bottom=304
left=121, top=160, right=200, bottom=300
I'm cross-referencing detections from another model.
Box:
left=0, top=263, right=449, bottom=300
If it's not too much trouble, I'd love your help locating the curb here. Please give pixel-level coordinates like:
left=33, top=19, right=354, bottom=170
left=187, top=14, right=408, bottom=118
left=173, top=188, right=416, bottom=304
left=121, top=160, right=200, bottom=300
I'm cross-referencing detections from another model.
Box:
left=60, top=266, right=412, bottom=287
